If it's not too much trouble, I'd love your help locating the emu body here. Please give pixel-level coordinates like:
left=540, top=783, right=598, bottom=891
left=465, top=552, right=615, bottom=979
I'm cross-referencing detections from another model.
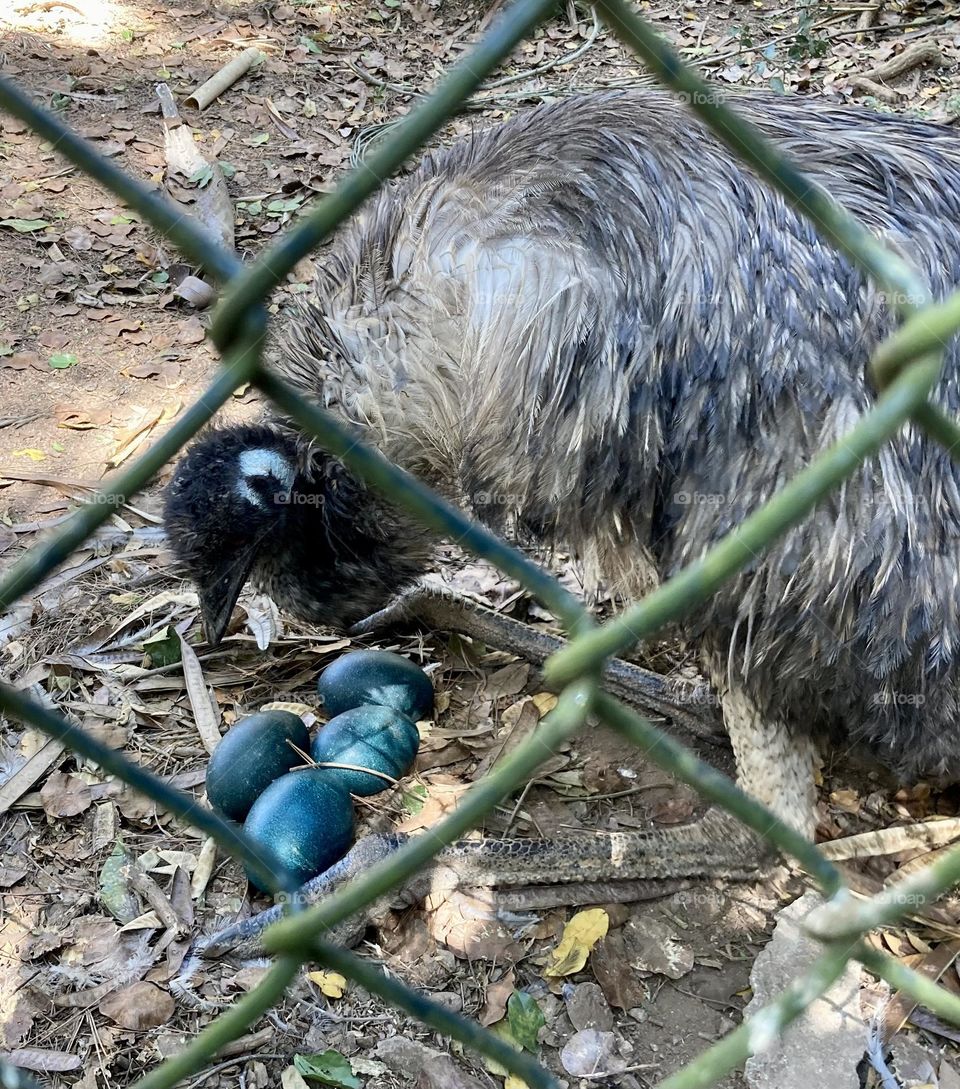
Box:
left=166, top=90, right=960, bottom=908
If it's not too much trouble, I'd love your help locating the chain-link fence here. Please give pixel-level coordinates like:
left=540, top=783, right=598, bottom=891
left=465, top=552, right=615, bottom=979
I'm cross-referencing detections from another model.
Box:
left=2, top=1, right=960, bottom=1087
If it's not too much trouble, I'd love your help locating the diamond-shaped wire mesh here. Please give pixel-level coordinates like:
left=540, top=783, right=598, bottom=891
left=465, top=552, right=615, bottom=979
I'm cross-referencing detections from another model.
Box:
left=3, top=2, right=960, bottom=1087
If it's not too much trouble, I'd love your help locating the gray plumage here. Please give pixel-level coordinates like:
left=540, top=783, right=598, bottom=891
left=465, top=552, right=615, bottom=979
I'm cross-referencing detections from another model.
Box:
left=167, top=89, right=960, bottom=854
left=276, top=90, right=960, bottom=789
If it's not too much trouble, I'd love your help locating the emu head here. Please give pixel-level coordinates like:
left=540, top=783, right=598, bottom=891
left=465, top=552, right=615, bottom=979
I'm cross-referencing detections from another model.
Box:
left=164, top=424, right=432, bottom=645
left=163, top=425, right=300, bottom=644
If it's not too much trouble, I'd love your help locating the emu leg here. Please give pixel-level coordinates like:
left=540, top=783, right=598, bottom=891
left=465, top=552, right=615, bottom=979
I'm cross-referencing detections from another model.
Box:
left=196, top=615, right=818, bottom=962
left=197, top=689, right=814, bottom=961
left=350, top=585, right=726, bottom=746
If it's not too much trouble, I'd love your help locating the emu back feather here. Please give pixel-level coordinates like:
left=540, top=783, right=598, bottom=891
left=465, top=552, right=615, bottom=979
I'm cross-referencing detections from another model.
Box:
left=270, top=90, right=960, bottom=783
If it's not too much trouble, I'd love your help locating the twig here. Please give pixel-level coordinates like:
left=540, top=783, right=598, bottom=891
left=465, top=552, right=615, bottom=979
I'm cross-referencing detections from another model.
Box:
left=856, top=0, right=883, bottom=43
left=847, top=37, right=942, bottom=101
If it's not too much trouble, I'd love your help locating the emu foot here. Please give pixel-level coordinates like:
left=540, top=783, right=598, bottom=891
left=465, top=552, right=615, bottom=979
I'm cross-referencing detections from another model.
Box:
left=350, top=584, right=726, bottom=746
left=195, top=834, right=415, bottom=961
left=196, top=810, right=770, bottom=960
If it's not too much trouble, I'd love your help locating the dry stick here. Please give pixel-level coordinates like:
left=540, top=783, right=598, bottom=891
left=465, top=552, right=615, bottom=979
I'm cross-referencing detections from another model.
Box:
left=156, top=83, right=234, bottom=255
left=856, top=0, right=883, bottom=42
left=185, top=47, right=264, bottom=111
left=847, top=37, right=942, bottom=101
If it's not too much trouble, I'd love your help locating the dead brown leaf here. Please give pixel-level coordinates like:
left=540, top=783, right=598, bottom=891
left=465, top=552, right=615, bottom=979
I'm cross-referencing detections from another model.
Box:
left=99, top=981, right=174, bottom=1029
left=479, top=967, right=515, bottom=1026
left=40, top=771, right=93, bottom=818
left=591, top=929, right=647, bottom=1010
left=176, top=316, right=206, bottom=345
left=4, top=1049, right=81, bottom=1073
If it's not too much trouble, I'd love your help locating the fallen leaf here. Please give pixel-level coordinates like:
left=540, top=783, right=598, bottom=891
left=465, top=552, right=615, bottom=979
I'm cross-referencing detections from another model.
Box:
left=480, top=969, right=515, bottom=1026
left=177, top=633, right=221, bottom=754
left=623, top=915, right=694, bottom=979
left=543, top=908, right=609, bottom=977
left=4, top=1049, right=81, bottom=1073
left=294, top=1050, right=362, bottom=1088
left=282, top=1069, right=311, bottom=1089
left=99, top=982, right=174, bottom=1029
left=1, top=218, right=51, bottom=232
left=507, top=990, right=545, bottom=1051
left=306, top=971, right=346, bottom=998
left=177, top=316, right=206, bottom=345
left=40, top=772, right=93, bottom=818
left=559, top=1029, right=627, bottom=1078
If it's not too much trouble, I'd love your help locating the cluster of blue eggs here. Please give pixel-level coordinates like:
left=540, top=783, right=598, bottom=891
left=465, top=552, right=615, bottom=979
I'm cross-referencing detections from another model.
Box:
left=205, top=650, right=433, bottom=891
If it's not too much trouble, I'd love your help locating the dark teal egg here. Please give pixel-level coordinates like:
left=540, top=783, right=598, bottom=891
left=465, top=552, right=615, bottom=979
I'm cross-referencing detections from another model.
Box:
left=317, top=649, right=433, bottom=722
left=310, top=704, right=420, bottom=796
left=206, top=710, right=310, bottom=822
left=242, top=769, right=355, bottom=891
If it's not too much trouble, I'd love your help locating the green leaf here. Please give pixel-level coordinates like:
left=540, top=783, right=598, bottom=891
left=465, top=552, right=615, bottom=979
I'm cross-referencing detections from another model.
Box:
left=1, top=218, right=51, bottom=232
left=266, top=197, right=304, bottom=215
left=142, top=625, right=182, bottom=668
left=294, top=1051, right=362, bottom=1089
left=507, top=991, right=545, bottom=1052
left=189, top=164, right=214, bottom=188
left=99, top=840, right=141, bottom=923
left=401, top=783, right=427, bottom=815
left=48, top=352, right=78, bottom=369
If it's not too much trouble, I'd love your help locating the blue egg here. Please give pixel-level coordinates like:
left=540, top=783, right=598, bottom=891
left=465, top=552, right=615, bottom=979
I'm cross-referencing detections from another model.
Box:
left=242, top=769, right=355, bottom=891
left=317, top=650, right=433, bottom=722
left=206, top=710, right=310, bottom=822
left=311, top=704, right=420, bottom=796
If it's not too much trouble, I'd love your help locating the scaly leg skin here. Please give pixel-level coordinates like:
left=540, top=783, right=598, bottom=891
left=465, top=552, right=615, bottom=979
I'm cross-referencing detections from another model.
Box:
left=350, top=585, right=726, bottom=746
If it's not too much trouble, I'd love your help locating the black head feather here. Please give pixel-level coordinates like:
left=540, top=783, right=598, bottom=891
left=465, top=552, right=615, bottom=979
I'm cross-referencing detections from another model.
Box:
left=163, top=424, right=431, bottom=643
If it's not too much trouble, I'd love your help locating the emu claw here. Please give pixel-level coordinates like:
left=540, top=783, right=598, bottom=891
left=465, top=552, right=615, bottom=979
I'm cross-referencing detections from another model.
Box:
left=195, top=834, right=412, bottom=961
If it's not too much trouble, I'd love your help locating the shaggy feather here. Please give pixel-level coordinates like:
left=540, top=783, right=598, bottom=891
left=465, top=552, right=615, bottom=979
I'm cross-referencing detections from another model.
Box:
left=169, top=89, right=960, bottom=796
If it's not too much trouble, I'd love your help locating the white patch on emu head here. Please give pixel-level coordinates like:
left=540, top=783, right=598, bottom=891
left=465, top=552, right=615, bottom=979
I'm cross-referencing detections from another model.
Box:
left=235, top=447, right=296, bottom=508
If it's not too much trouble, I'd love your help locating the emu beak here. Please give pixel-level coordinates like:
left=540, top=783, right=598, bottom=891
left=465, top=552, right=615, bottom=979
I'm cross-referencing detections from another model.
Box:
left=200, top=551, right=257, bottom=646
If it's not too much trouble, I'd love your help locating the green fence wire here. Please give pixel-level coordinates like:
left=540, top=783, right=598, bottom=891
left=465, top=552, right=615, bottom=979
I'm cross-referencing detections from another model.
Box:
left=2, top=1, right=960, bottom=1087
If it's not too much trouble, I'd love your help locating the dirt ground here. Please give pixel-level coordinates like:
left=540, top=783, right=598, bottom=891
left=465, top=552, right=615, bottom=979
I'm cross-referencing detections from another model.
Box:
left=3, top=0, right=960, bottom=1086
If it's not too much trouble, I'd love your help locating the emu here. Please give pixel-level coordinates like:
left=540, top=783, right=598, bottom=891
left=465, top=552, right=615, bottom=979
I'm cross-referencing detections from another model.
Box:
left=164, top=89, right=960, bottom=945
